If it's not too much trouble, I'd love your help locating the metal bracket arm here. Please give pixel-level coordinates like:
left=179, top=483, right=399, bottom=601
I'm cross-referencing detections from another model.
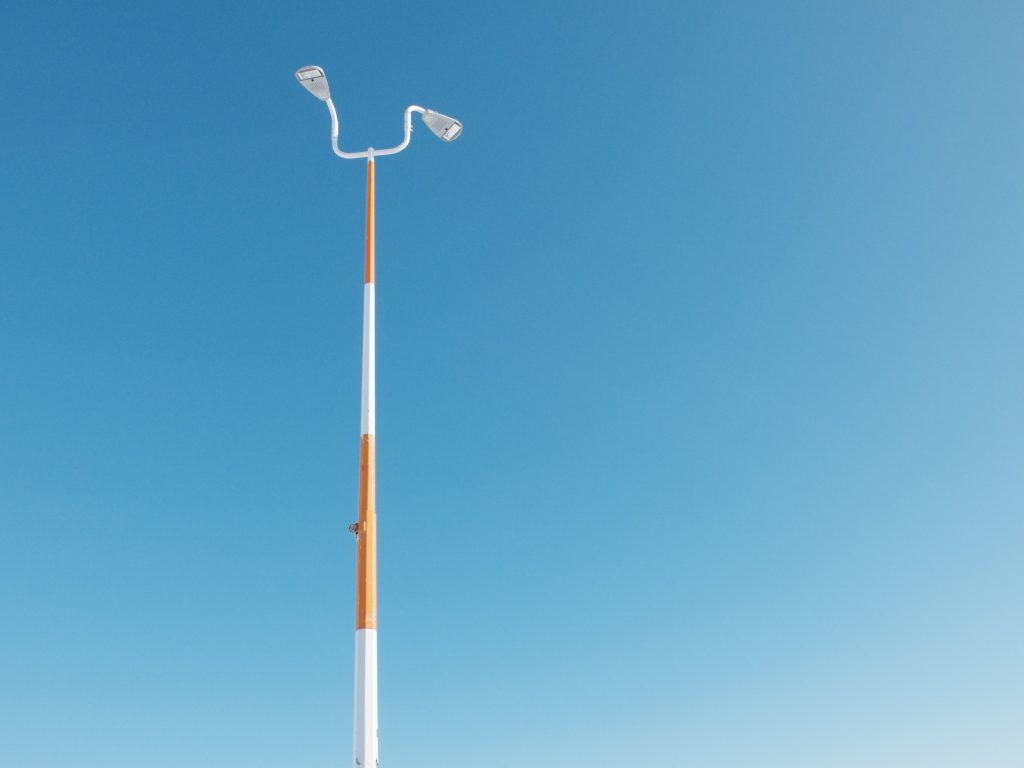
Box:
left=327, top=99, right=426, bottom=160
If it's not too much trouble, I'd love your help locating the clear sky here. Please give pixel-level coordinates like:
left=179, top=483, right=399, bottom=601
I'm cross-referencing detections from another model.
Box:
left=1, top=1, right=1022, bottom=766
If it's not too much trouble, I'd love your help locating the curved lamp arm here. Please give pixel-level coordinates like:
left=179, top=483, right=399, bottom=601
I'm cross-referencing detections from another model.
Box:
left=326, top=100, right=426, bottom=160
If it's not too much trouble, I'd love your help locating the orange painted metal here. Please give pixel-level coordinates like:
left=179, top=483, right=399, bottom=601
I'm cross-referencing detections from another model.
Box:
left=356, top=434, right=377, bottom=630
left=364, top=160, right=375, bottom=285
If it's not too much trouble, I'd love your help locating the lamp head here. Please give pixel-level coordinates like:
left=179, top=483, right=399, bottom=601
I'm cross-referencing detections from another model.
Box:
left=421, top=109, right=463, bottom=141
left=295, top=66, right=330, bottom=101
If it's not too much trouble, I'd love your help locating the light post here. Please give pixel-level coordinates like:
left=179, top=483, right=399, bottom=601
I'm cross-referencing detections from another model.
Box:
left=294, top=65, right=462, bottom=768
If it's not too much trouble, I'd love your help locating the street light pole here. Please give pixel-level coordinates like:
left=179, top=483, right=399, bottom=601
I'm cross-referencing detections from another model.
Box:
left=354, top=148, right=378, bottom=768
left=294, top=65, right=462, bottom=768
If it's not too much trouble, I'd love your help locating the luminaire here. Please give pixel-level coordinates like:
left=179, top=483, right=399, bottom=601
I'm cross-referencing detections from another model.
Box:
left=295, top=65, right=330, bottom=101
left=421, top=109, right=463, bottom=141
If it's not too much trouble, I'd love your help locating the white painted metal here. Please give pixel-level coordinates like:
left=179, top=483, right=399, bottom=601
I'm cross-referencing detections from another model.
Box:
left=295, top=65, right=463, bottom=160
left=327, top=99, right=426, bottom=159
left=360, top=283, right=376, bottom=436
left=353, top=628, right=379, bottom=768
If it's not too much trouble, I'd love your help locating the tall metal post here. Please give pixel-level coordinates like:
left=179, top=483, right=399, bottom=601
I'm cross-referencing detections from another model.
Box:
left=353, top=151, right=378, bottom=768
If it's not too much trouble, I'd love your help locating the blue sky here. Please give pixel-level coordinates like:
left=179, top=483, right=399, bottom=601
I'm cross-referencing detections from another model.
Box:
left=2, top=1, right=1022, bottom=766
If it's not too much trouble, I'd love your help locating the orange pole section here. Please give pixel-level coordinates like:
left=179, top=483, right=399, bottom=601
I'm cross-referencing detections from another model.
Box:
left=364, top=159, right=375, bottom=285
left=356, top=434, right=377, bottom=629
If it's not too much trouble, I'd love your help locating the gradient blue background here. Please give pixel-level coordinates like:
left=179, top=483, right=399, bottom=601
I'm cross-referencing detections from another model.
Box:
left=2, top=1, right=1022, bottom=766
